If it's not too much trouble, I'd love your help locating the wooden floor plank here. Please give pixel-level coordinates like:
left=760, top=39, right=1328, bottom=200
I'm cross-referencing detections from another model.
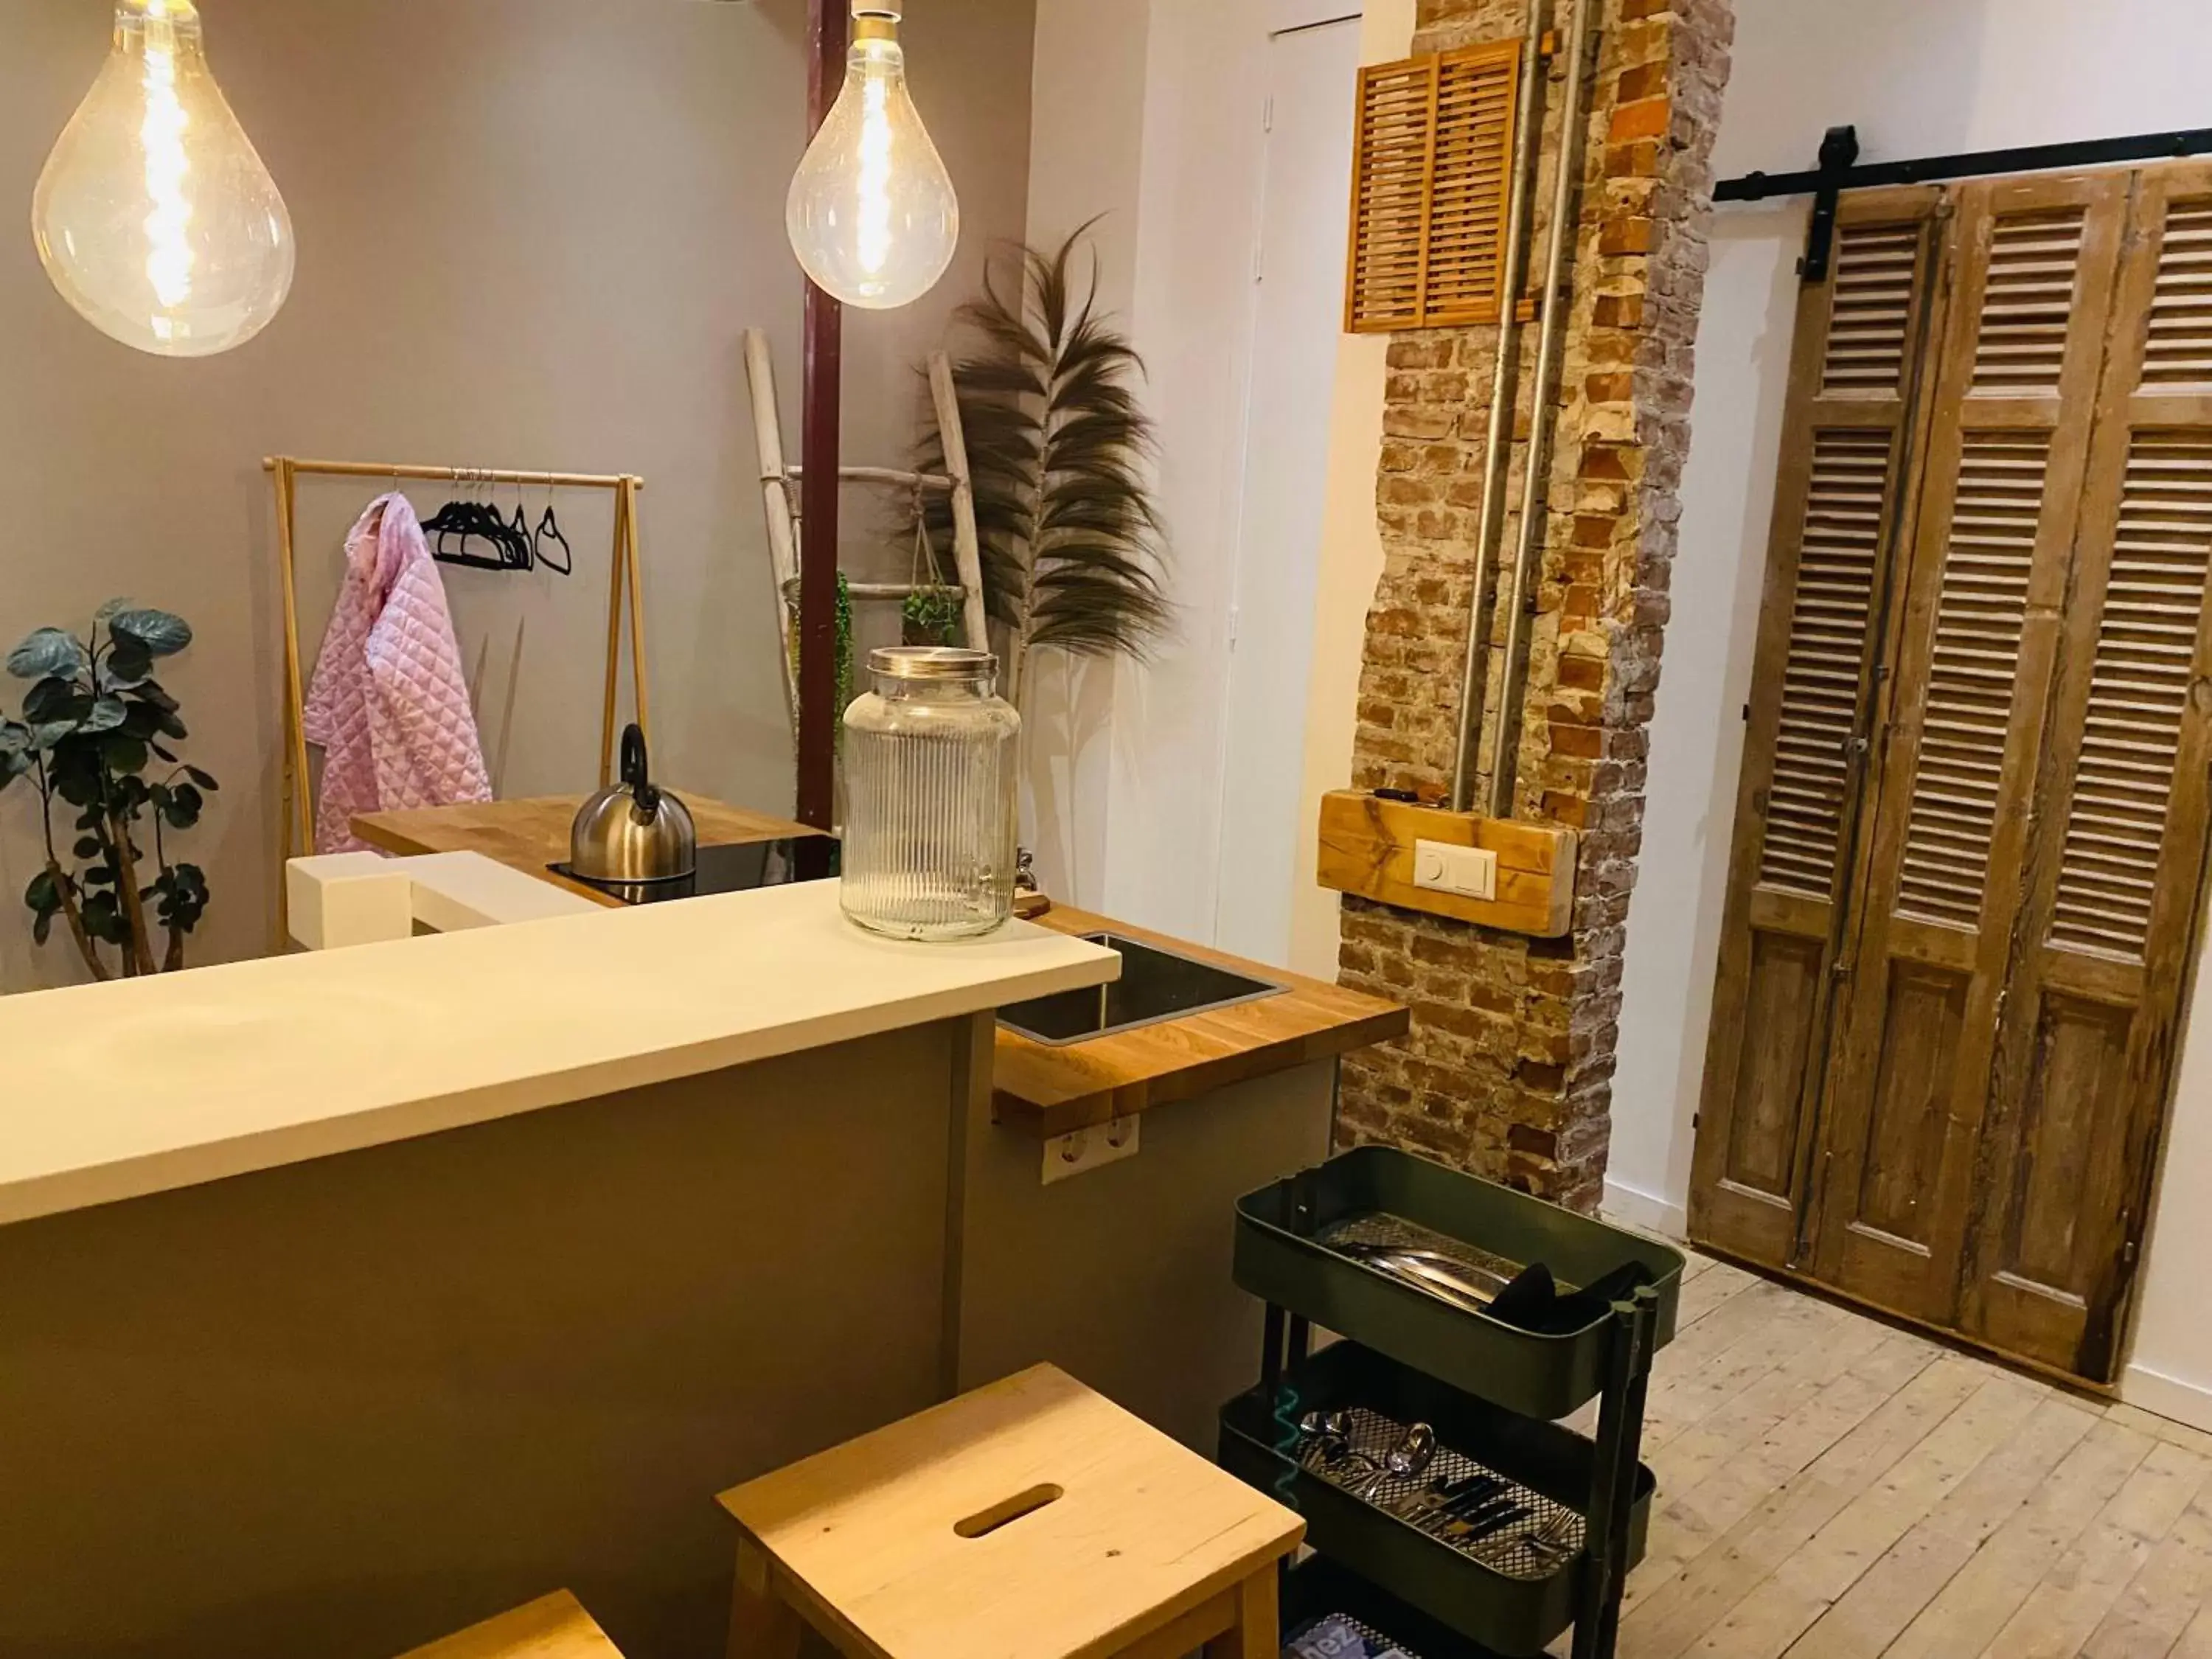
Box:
left=1554, top=1251, right=2212, bottom=1659
left=1674, top=1259, right=1765, bottom=1332
left=1774, top=1392, right=2102, bottom=1659
left=2173, top=1601, right=2212, bottom=1659
left=1776, top=1368, right=2047, bottom=1607
left=1642, top=1290, right=1846, bottom=1454
left=1673, top=1370, right=2052, bottom=1659
left=1972, top=1439, right=2209, bottom=1658
left=1628, top=1316, right=1903, bottom=1607
left=1618, top=1349, right=1981, bottom=1659
left=2081, top=1465, right=2212, bottom=1659
left=1879, top=1418, right=2152, bottom=1658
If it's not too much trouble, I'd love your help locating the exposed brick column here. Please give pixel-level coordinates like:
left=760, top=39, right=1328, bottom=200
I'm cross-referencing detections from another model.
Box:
left=1336, top=0, right=1733, bottom=1212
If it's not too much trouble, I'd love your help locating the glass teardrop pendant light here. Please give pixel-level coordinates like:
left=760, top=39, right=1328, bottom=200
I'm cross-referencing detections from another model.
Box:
left=786, top=4, right=959, bottom=310
left=33, top=0, right=294, bottom=358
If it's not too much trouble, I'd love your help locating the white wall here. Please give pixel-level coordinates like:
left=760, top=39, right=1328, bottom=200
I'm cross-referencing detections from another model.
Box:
left=1022, top=0, right=1272, bottom=940
left=1290, top=0, right=1416, bottom=981
left=1025, top=0, right=1415, bottom=965
left=1613, top=0, right=2212, bottom=1420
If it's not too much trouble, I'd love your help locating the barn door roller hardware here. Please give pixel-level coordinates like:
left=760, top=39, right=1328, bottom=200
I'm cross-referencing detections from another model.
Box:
left=1717, top=122, right=2212, bottom=282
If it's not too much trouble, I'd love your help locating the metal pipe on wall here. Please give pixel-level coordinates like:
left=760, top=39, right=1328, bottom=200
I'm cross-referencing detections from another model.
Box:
left=1447, top=0, right=1553, bottom=814
left=796, top=0, right=849, bottom=832
left=1484, top=0, right=1597, bottom=821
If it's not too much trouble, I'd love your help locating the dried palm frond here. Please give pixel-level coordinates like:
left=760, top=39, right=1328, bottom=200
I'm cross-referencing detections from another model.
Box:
left=912, top=226, right=1171, bottom=705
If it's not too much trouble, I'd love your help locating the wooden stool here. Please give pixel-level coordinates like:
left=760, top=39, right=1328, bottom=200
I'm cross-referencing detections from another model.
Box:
left=717, top=1363, right=1304, bottom=1659
left=395, top=1590, right=626, bottom=1659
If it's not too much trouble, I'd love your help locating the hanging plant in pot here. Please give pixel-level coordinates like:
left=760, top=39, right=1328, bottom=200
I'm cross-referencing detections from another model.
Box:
left=909, top=224, right=1172, bottom=714
left=0, top=602, right=217, bottom=978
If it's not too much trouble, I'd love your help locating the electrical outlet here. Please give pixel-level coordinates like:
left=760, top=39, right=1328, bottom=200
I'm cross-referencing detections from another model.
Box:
left=1042, top=1118, right=1141, bottom=1185
left=1413, top=839, right=1498, bottom=902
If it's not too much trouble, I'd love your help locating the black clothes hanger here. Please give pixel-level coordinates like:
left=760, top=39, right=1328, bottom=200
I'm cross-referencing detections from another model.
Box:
left=426, top=473, right=533, bottom=571
left=533, top=503, right=574, bottom=576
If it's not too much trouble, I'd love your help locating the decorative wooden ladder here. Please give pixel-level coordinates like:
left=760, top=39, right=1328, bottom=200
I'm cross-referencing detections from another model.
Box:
left=742, top=327, right=989, bottom=737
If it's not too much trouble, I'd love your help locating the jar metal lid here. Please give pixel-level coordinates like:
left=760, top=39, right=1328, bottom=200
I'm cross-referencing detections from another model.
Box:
left=868, top=645, right=998, bottom=681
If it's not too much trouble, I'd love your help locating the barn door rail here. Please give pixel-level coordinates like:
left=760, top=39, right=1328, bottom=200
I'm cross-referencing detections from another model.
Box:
left=1717, top=121, right=2212, bottom=280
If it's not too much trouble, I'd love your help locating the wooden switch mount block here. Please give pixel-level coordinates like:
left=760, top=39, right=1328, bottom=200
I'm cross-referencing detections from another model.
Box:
left=1316, top=790, right=1577, bottom=937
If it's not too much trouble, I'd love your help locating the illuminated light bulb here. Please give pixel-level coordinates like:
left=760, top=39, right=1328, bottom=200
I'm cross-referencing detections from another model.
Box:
left=786, top=5, right=959, bottom=310
left=32, top=0, right=294, bottom=358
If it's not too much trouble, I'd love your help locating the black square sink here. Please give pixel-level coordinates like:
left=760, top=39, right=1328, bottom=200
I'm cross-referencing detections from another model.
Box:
left=998, top=932, right=1285, bottom=1046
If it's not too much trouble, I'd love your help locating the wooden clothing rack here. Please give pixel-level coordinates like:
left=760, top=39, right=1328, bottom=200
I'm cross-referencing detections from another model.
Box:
left=264, top=456, right=650, bottom=887
left=742, top=330, right=988, bottom=737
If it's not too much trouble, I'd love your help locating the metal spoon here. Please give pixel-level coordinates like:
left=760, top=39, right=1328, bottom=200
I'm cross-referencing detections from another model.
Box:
left=1359, top=1421, right=1438, bottom=1501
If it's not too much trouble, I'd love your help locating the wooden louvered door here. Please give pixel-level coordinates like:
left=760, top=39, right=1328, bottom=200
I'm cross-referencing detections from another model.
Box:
left=1958, top=164, right=2212, bottom=1378
left=1694, top=161, right=2212, bottom=1381
left=1686, top=192, right=1948, bottom=1268
left=1806, top=172, right=2130, bottom=1328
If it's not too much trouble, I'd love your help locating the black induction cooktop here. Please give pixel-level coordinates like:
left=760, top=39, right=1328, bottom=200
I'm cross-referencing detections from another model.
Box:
left=549, top=835, right=839, bottom=905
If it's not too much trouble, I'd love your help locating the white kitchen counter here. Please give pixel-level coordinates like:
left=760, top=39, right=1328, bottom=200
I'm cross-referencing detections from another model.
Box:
left=0, top=880, right=1116, bottom=1228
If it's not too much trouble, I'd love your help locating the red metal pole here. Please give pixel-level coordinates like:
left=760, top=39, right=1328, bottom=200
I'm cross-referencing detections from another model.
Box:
left=796, top=0, right=846, bottom=831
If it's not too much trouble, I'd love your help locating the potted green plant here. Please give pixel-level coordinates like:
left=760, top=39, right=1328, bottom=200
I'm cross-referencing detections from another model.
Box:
left=0, top=602, right=217, bottom=978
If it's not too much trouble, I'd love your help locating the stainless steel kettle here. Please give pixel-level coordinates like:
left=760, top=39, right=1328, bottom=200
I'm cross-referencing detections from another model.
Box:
left=569, top=723, right=697, bottom=882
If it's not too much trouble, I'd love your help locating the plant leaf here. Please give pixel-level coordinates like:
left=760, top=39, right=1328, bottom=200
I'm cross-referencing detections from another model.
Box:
left=73, top=835, right=102, bottom=860
left=108, top=610, right=192, bottom=656
left=910, top=226, right=1170, bottom=675
left=100, top=733, right=149, bottom=776
left=81, top=696, right=128, bottom=734
left=102, top=643, right=153, bottom=689
left=162, top=783, right=204, bottom=829
left=94, top=597, right=135, bottom=623
left=184, top=765, right=218, bottom=791
left=24, top=869, right=59, bottom=913
left=23, top=677, right=77, bottom=723
left=30, top=720, right=78, bottom=749
left=7, top=629, right=88, bottom=681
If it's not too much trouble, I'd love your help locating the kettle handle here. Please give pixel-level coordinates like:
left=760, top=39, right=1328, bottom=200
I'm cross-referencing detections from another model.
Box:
left=619, top=723, right=661, bottom=815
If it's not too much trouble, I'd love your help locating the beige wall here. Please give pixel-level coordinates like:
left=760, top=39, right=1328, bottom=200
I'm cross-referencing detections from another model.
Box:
left=0, top=0, right=1034, bottom=990
left=0, top=1020, right=967, bottom=1659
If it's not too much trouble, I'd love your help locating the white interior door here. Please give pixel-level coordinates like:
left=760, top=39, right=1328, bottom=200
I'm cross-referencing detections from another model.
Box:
left=1211, top=13, right=1361, bottom=967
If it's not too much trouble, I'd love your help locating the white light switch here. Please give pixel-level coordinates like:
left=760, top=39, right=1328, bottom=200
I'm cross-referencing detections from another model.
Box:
left=1413, top=839, right=1497, bottom=902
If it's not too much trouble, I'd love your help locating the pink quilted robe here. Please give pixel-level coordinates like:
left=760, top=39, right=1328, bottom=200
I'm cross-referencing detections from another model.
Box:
left=302, top=494, right=492, bottom=854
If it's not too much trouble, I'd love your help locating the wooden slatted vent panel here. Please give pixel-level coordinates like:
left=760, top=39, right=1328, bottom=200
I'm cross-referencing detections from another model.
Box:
left=1896, top=432, right=2048, bottom=929
left=1820, top=223, right=1922, bottom=396
left=1969, top=208, right=2088, bottom=395
left=1345, top=57, right=1435, bottom=332
left=2142, top=202, right=2212, bottom=387
left=1343, top=44, right=1520, bottom=333
left=2051, top=434, right=2212, bottom=956
left=1757, top=430, right=1893, bottom=898
left=1421, top=45, right=1521, bottom=326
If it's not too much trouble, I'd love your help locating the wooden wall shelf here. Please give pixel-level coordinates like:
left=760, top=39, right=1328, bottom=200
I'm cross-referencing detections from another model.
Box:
left=1315, top=791, right=1577, bottom=938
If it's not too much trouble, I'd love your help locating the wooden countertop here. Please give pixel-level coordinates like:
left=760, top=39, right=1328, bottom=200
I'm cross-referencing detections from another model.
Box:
left=355, top=793, right=807, bottom=905
left=994, top=905, right=1408, bottom=1139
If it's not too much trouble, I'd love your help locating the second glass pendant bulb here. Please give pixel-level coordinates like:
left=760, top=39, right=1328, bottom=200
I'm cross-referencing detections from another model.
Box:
left=33, top=0, right=293, bottom=358
left=786, top=6, right=959, bottom=310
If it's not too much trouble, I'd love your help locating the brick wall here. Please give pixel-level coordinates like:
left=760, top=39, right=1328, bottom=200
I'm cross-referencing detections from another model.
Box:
left=1336, top=0, right=1733, bottom=1211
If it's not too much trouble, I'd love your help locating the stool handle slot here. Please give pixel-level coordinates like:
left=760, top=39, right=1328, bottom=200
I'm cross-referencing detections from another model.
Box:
left=953, top=1483, right=1065, bottom=1539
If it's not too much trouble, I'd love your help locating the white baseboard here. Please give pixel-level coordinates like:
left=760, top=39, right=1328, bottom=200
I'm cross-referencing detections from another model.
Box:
left=2122, top=1362, right=2212, bottom=1437
left=1602, top=1178, right=1688, bottom=1241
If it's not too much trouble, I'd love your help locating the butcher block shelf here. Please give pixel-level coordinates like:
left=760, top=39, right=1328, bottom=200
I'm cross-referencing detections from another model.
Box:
left=995, top=906, right=1408, bottom=1140
left=1315, top=791, right=1577, bottom=938
left=354, top=793, right=807, bottom=905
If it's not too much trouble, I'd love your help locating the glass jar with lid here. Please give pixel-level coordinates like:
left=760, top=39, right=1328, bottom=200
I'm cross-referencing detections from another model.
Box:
left=840, top=646, right=1021, bottom=939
